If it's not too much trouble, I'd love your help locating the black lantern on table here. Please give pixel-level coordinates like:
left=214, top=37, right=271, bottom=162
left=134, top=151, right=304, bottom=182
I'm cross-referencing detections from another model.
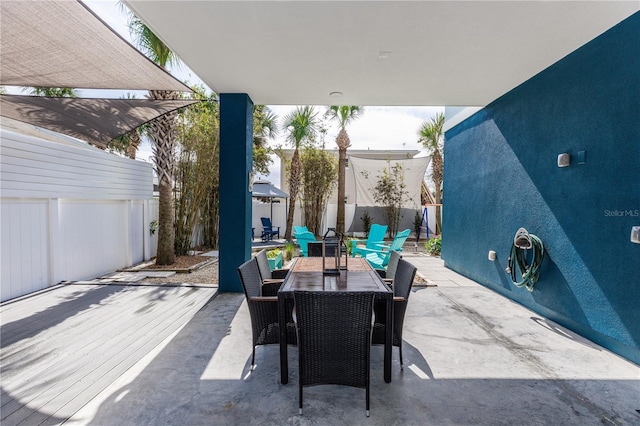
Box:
left=322, top=228, right=348, bottom=275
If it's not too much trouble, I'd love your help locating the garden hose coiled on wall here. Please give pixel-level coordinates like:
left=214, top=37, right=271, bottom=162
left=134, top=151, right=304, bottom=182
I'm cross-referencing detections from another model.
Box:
left=505, top=228, right=544, bottom=292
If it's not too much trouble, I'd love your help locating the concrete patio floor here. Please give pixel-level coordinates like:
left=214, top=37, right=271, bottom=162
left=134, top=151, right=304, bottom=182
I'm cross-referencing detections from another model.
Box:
left=1, top=254, right=638, bottom=425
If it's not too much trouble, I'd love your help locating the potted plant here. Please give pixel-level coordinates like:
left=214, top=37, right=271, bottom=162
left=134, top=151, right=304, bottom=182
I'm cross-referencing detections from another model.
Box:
left=283, top=241, right=295, bottom=261
left=266, top=248, right=283, bottom=270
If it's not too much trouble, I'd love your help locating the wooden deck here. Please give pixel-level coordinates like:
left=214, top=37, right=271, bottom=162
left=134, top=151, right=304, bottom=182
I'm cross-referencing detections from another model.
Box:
left=0, top=283, right=217, bottom=426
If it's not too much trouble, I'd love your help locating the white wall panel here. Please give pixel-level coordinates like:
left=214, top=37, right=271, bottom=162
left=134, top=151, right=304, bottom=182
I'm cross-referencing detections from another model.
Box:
left=57, top=201, right=127, bottom=282
left=130, top=201, right=144, bottom=265
left=1, top=129, right=158, bottom=302
left=0, top=129, right=152, bottom=200
left=0, top=200, right=49, bottom=301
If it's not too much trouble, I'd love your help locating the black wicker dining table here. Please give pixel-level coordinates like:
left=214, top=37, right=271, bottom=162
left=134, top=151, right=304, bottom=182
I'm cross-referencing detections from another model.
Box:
left=277, top=257, right=393, bottom=384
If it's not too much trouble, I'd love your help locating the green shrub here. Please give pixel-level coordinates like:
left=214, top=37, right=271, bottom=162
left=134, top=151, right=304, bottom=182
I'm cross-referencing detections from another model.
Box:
left=266, top=249, right=281, bottom=259
left=284, top=242, right=295, bottom=261
left=360, top=210, right=372, bottom=237
left=425, top=237, right=442, bottom=256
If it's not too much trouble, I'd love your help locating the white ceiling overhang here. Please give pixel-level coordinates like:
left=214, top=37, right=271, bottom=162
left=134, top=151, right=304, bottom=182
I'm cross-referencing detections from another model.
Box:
left=124, top=1, right=639, bottom=106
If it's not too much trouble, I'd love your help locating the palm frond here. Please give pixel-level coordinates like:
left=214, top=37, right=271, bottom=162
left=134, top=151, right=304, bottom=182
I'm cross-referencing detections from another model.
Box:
left=326, top=105, right=363, bottom=128
left=281, top=106, right=319, bottom=147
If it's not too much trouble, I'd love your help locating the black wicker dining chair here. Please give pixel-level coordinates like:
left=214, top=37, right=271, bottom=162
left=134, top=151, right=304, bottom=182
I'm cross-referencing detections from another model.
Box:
left=255, top=249, right=288, bottom=296
left=372, top=258, right=417, bottom=370
left=238, top=258, right=294, bottom=370
left=376, top=250, right=402, bottom=285
left=293, top=291, right=375, bottom=417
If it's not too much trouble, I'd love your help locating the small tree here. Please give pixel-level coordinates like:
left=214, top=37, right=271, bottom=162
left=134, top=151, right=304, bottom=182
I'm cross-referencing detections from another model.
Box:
left=300, top=146, right=338, bottom=236
left=372, top=162, right=410, bottom=237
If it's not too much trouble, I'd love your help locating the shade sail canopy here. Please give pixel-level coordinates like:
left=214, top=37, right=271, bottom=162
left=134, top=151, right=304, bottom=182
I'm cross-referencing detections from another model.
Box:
left=0, top=0, right=192, bottom=93
left=0, top=95, right=199, bottom=148
left=252, top=181, right=288, bottom=199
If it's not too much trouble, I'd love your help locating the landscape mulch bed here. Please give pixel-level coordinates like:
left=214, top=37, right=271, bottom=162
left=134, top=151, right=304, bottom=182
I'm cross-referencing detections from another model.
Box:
left=142, top=255, right=213, bottom=271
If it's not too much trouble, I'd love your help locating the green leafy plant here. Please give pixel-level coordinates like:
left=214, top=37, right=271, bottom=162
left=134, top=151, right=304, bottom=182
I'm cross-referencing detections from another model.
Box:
left=173, top=87, right=219, bottom=256
left=267, top=248, right=281, bottom=259
left=300, top=146, right=337, bottom=236
left=284, top=241, right=295, bottom=261
left=425, top=236, right=442, bottom=256
left=360, top=210, right=372, bottom=237
left=149, top=220, right=158, bottom=235
left=345, top=237, right=354, bottom=256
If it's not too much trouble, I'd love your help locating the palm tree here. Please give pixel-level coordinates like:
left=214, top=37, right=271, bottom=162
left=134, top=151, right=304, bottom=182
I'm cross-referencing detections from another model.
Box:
left=29, top=87, right=77, bottom=97
left=252, top=105, right=278, bottom=176
left=106, top=94, right=144, bottom=159
left=281, top=106, right=319, bottom=240
left=417, top=112, right=445, bottom=234
left=325, top=106, right=363, bottom=235
left=128, top=14, right=182, bottom=265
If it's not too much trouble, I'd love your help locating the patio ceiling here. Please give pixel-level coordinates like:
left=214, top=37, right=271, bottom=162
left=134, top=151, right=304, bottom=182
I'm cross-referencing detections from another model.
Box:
left=123, top=1, right=639, bottom=106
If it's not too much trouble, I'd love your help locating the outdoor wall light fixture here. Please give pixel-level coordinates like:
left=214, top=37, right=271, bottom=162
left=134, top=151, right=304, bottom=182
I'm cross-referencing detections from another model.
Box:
left=557, top=152, right=571, bottom=167
left=329, top=91, right=343, bottom=99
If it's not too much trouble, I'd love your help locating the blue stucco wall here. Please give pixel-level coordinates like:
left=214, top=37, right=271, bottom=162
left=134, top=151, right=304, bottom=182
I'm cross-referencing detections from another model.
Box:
left=442, top=13, right=640, bottom=364
left=219, top=93, right=254, bottom=292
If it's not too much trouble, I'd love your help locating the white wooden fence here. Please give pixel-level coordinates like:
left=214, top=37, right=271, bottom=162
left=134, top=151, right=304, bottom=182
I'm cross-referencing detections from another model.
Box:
left=0, top=128, right=157, bottom=302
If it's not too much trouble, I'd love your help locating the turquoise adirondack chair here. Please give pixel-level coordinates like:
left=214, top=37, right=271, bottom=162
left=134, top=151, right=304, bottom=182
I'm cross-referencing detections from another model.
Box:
left=293, top=226, right=309, bottom=234
left=361, top=229, right=411, bottom=271
left=350, top=224, right=388, bottom=257
left=293, top=228, right=318, bottom=257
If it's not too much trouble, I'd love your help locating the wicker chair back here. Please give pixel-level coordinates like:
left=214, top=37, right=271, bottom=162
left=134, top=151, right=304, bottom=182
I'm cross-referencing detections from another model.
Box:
left=294, top=291, right=375, bottom=416
left=385, top=250, right=403, bottom=281
left=238, top=258, right=262, bottom=299
left=237, top=257, right=282, bottom=369
left=255, top=249, right=272, bottom=281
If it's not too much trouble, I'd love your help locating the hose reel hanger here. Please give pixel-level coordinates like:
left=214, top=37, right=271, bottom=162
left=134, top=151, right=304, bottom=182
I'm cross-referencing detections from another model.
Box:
left=506, top=228, right=544, bottom=292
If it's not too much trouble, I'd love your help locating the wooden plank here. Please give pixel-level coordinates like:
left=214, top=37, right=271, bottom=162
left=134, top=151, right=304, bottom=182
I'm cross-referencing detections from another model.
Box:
left=2, top=285, right=191, bottom=381
left=1, top=284, right=215, bottom=422
left=24, top=290, right=214, bottom=424
left=1, top=284, right=216, bottom=424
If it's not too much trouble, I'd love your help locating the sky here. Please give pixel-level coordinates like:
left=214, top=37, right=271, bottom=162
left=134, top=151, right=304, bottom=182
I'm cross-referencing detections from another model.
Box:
left=72, top=2, right=444, bottom=186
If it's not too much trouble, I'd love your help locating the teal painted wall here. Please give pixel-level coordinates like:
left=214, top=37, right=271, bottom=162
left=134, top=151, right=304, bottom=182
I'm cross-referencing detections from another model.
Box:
left=442, top=13, right=640, bottom=364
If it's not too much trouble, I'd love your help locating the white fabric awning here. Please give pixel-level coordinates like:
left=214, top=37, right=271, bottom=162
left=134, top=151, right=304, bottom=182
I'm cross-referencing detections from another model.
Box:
left=349, top=155, right=430, bottom=211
